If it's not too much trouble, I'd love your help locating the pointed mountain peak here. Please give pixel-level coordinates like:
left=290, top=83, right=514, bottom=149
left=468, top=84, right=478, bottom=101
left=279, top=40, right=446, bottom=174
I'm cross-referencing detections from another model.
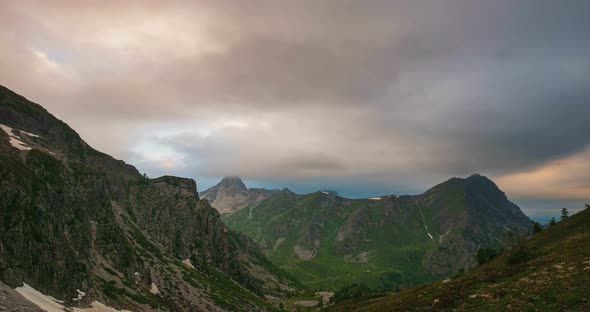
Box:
left=466, top=173, right=488, bottom=180
left=218, top=176, right=247, bottom=190
left=464, top=173, right=498, bottom=189
left=279, top=188, right=295, bottom=194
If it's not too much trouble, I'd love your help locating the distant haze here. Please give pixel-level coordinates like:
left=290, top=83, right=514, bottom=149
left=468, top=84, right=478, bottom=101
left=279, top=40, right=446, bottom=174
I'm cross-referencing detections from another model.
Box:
left=1, top=1, right=589, bottom=219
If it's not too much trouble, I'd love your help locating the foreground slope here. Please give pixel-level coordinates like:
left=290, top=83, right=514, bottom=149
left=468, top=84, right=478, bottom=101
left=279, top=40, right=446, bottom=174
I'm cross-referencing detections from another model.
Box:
left=224, top=175, right=531, bottom=290
left=199, top=177, right=278, bottom=214
left=0, top=85, right=300, bottom=311
left=328, top=206, right=590, bottom=311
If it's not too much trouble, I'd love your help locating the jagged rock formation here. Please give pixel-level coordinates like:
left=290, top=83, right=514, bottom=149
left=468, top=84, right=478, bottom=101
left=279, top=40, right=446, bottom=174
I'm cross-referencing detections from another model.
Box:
left=224, top=175, right=531, bottom=290
left=200, top=177, right=278, bottom=214
left=0, top=85, right=300, bottom=311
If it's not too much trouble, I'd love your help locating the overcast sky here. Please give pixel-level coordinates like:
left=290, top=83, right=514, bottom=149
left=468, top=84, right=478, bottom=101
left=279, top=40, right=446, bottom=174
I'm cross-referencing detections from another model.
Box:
left=1, top=1, right=589, bottom=220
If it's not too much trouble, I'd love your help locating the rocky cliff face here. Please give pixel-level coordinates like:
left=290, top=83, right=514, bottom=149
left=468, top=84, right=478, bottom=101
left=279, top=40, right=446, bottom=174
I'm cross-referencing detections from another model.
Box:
left=224, top=174, right=532, bottom=290
left=200, top=177, right=278, bottom=214
left=0, top=85, right=299, bottom=311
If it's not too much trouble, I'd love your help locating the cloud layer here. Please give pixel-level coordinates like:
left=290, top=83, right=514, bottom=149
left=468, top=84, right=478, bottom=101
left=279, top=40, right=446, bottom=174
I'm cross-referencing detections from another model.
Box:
left=1, top=0, right=589, bottom=216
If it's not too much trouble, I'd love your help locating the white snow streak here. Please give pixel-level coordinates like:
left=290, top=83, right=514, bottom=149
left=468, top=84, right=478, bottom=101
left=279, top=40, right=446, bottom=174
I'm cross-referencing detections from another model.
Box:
left=73, top=289, right=86, bottom=301
left=150, top=282, right=160, bottom=295
left=15, top=282, right=131, bottom=312
left=425, top=225, right=434, bottom=241
left=1, top=124, right=32, bottom=150
left=183, top=258, right=196, bottom=269
left=15, top=283, right=65, bottom=312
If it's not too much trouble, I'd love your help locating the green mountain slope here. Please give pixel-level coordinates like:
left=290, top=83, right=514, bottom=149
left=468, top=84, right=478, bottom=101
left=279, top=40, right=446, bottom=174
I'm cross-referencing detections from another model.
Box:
left=223, top=176, right=531, bottom=290
left=327, top=205, right=590, bottom=311
left=0, top=85, right=302, bottom=311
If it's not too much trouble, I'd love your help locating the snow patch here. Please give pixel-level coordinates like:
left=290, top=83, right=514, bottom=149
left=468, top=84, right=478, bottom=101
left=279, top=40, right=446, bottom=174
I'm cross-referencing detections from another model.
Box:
left=320, top=191, right=329, bottom=195
left=149, top=282, right=160, bottom=295
left=73, top=301, right=133, bottom=312
left=1, top=124, right=32, bottom=151
left=368, top=197, right=381, bottom=200
left=15, top=282, right=65, bottom=312
left=73, top=289, right=86, bottom=301
left=15, top=282, right=131, bottom=312
left=183, top=258, right=196, bottom=269
left=19, top=129, right=41, bottom=138
left=425, top=225, right=434, bottom=241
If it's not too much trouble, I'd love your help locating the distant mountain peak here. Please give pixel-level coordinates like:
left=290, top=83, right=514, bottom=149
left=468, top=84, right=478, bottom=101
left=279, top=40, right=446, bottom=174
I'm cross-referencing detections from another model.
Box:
left=466, top=173, right=489, bottom=180
left=218, top=176, right=247, bottom=191
left=200, top=177, right=278, bottom=214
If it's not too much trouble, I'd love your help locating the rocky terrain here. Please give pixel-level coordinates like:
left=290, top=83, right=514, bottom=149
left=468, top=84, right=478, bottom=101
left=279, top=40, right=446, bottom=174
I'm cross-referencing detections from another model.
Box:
left=223, top=175, right=532, bottom=290
left=199, top=177, right=278, bottom=214
left=0, top=85, right=301, bottom=311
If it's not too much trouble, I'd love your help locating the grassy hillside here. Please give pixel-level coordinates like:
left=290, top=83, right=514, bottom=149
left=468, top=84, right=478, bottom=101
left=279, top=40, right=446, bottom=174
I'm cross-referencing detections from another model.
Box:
left=327, top=206, right=590, bottom=311
left=225, top=191, right=439, bottom=290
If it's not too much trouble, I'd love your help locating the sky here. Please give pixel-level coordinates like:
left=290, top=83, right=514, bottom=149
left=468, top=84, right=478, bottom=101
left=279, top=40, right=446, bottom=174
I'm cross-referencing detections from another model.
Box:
left=0, top=1, right=589, bottom=221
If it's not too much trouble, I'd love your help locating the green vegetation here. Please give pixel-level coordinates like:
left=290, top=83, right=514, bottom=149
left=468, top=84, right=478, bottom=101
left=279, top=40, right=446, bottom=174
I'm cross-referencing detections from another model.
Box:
left=561, top=208, right=569, bottom=221
left=532, top=221, right=543, bottom=234
left=224, top=193, right=444, bottom=290
left=330, top=284, right=378, bottom=305
left=224, top=175, right=531, bottom=291
left=505, top=231, right=533, bottom=265
left=326, top=205, right=590, bottom=311
left=98, top=277, right=163, bottom=309
left=476, top=247, right=500, bottom=265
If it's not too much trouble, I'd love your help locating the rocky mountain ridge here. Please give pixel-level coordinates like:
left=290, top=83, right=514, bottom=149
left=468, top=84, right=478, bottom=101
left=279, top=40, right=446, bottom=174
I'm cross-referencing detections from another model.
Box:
left=0, top=85, right=301, bottom=311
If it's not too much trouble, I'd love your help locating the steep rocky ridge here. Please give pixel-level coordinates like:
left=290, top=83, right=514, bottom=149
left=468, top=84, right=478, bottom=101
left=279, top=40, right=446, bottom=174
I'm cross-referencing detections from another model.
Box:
left=224, top=174, right=531, bottom=290
left=0, top=85, right=300, bottom=311
left=199, top=177, right=278, bottom=214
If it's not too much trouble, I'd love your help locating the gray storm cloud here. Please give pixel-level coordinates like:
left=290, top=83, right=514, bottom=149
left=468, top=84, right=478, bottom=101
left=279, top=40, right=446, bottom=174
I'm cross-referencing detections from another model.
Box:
left=0, top=0, right=589, bottom=215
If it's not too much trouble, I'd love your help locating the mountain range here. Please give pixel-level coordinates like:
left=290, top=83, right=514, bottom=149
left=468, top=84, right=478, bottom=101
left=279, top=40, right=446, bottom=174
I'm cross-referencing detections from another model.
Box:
left=222, top=175, right=532, bottom=290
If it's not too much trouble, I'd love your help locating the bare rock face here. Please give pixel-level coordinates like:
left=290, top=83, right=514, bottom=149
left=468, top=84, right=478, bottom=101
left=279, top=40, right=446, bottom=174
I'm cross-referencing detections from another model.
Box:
left=200, top=177, right=278, bottom=214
